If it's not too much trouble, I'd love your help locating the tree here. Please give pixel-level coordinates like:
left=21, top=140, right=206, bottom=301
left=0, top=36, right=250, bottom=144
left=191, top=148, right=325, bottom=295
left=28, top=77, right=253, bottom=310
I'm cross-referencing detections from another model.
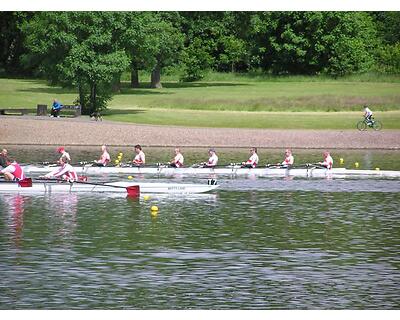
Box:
left=248, top=12, right=378, bottom=76
left=0, top=12, right=34, bottom=75
left=148, top=15, right=184, bottom=88
left=218, top=35, right=247, bottom=73
left=22, top=12, right=129, bottom=114
left=180, top=37, right=214, bottom=81
left=120, top=12, right=158, bottom=88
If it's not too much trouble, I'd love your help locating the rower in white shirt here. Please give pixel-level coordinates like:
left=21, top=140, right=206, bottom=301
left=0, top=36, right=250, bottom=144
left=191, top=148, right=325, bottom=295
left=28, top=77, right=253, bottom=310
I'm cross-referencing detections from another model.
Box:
left=203, top=148, right=218, bottom=168
left=280, top=149, right=294, bottom=167
left=319, top=151, right=333, bottom=170
left=132, top=144, right=145, bottom=166
left=93, top=145, right=111, bottom=167
left=242, top=147, right=259, bottom=168
left=44, top=156, right=78, bottom=181
left=170, top=148, right=184, bottom=168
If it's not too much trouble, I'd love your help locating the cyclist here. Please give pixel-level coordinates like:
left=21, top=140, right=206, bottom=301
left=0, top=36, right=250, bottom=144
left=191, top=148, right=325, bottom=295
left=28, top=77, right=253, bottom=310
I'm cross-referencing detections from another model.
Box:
left=364, top=105, right=373, bottom=126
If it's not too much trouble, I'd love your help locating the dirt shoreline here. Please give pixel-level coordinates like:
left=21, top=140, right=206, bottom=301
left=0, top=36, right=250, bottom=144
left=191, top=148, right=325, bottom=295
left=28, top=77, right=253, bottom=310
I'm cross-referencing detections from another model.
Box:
left=1, top=116, right=400, bottom=150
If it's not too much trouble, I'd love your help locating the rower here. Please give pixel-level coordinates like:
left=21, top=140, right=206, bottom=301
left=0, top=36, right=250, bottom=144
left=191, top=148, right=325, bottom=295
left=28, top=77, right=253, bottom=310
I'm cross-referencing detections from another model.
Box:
left=280, top=149, right=294, bottom=167
left=93, top=145, right=111, bottom=167
left=203, top=148, right=218, bottom=168
left=242, top=147, right=259, bottom=168
left=43, top=155, right=78, bottom=181
left=169, top=148, right=184, bottom=168
left=0, top=148, right=11, bottom=168
left=57, top=146, right=71, bottom=163
left=1, top=160, right=25, bottom=181
left=132, top=144, right=145, bottom=166
left=319, top=151, right=334, bottom=170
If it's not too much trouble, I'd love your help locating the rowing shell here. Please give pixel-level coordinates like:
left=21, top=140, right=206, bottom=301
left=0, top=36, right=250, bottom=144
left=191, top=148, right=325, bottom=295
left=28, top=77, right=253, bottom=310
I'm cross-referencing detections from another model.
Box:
left=0, top=180, right=219, bottom=194
left=22, top=165, right=400, bottom=178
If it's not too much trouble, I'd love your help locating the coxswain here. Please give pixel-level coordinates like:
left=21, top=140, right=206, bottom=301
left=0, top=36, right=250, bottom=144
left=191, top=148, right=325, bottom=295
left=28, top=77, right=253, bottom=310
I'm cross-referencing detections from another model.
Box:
left=93, top=145, right=111, bottom=167
left=0, top=148, right=11, bottom=168
left=169, top=148, right=184, bottom=168
left=280, top=149, right=294, bottom=167
left=1, top=161, right=25, bottom=181
left=57, top=146, right=71, bottom=163
left=44, top=155, right=77, bottom=181
left=319, top=151, right=334, bottom=170
left=132, top=145, right=145, bottom=166
left=242, top=147, right=259, bottom=168
left=203, top=148, right=218, bottom=168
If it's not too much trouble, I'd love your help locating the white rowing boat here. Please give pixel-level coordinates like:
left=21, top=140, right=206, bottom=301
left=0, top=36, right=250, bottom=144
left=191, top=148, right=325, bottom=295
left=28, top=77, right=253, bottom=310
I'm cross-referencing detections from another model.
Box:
left=0, top=179, right=219, bottom=194
left=21, top=164, right=400, bottom=178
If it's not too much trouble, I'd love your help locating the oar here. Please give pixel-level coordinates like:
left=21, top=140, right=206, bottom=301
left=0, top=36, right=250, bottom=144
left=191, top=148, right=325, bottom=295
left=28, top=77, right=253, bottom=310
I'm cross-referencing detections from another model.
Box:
left=305, top=163, right=328, bottom=169
left=34, top=177, right=140, bottom=197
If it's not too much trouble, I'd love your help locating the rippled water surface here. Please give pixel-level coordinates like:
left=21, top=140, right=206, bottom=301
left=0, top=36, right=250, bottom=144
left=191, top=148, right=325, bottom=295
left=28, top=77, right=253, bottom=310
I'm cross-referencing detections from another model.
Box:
left=1, top=186, right=399, bottom=309
left=0, top=147, right=399, bottom=309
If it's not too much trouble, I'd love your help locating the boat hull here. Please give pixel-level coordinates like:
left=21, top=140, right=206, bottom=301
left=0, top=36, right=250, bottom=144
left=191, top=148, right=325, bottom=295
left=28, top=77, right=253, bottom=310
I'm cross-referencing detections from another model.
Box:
left=0, top=181, right=219, bottom=194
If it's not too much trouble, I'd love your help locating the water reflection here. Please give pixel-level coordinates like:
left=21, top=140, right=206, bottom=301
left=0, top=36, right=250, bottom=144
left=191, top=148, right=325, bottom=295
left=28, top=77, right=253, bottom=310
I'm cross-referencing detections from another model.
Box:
left=1, top=194, right=26, bottom=247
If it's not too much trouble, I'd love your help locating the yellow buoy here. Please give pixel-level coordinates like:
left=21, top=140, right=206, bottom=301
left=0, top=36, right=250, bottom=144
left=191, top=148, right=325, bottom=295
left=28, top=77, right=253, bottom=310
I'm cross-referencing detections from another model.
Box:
left=355, top=162, right=359, bottom=168
left=151, top=211, right=158, bottom=217
left=151, top=205, right=159, bottom=212
left=143, top=195, right=150, bottom=201
left=339, top=158, right=344, bottom=165
left=115, top=159, right=120, bottom=164
left=375, top=167, right=380, bottom=171
left=128, top=175, right=133, bottom=180
left=119, top=152, right=123, bottom=156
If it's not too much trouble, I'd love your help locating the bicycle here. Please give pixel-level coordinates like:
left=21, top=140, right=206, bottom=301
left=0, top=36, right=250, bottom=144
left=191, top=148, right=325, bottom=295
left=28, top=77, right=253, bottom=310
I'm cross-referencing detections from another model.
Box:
left=357, top=118, right=382, bottom=131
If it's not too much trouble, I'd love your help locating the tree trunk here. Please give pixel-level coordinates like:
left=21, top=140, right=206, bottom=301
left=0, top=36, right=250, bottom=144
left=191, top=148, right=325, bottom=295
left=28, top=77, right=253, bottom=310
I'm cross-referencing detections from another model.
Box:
left=112, top=77, right=121, bottom=93
left=131, top=68, right=139, bottom=88
left=90, top=82, right=97, bottom=114
left=78, top=84, right=86, bottom=114
left=150, top=64, right=162, bottom=89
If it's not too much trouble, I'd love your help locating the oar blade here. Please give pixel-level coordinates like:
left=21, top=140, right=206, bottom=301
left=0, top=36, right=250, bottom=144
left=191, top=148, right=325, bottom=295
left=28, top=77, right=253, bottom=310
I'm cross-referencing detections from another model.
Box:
left=18, top=178, right=32, bottom=187
left=126, top=185, right=140, bottom=198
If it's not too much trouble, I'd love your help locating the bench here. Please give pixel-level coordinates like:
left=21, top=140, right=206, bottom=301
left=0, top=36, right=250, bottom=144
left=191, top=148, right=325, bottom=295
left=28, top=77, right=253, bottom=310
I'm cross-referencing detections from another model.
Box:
left=42, top=104, right=82, bottom=117
left=61, top=105, right=81, bottom=117
left=0, top=108, right=30, bottom=116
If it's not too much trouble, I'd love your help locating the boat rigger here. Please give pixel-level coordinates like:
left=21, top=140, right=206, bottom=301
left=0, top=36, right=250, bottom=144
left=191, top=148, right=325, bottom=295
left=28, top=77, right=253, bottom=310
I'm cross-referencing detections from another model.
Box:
left=21, top=164, right=400, bottom=178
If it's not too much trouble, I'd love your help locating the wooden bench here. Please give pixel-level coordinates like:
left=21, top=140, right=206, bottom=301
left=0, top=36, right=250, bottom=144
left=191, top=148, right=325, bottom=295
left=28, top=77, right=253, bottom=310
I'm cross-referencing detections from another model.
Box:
left=61, top=105, right=81, bottom=117
left=0, top=108, right=30, bottom=116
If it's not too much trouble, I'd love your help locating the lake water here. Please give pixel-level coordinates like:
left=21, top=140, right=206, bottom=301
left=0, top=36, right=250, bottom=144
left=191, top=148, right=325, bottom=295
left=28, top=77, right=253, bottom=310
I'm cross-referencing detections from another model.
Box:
left=0, top=147, right=399, bottom=309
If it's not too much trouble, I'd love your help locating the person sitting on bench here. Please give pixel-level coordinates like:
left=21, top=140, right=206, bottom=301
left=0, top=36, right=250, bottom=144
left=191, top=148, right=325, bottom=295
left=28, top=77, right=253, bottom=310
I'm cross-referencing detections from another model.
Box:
left=51, top=99, right=63, bottom=117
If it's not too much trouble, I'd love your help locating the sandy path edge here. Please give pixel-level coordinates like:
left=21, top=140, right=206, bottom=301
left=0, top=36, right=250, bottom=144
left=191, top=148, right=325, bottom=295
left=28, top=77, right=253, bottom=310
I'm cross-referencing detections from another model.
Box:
left=1, top=116, right=399, bottom=150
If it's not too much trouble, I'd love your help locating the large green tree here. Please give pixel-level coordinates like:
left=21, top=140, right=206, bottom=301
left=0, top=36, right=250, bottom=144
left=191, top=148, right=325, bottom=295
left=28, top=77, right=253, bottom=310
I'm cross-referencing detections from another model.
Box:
left=22, top=12, right=129, bottom=114
left=249, top=12, right=378, bottom=76
left=0, top=12, right=34, bottom=75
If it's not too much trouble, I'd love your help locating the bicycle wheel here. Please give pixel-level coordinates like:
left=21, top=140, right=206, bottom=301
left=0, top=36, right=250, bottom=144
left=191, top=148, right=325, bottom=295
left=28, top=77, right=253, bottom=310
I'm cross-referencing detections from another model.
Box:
left=373, top=120, right=382, bottom=131
left=357, top=120, right=367, bottom=131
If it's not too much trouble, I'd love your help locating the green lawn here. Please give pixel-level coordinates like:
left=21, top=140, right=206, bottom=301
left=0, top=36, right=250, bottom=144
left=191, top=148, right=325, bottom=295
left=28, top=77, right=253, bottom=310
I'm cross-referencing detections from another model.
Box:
left=105, top=109, right=400, bottom=130
left=1, top=76, right=400, bottom=129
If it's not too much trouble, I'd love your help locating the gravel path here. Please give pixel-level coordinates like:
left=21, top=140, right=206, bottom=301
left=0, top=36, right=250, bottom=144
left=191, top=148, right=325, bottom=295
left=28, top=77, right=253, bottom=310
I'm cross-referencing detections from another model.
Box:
left=1, top=116, right=399, bottom=149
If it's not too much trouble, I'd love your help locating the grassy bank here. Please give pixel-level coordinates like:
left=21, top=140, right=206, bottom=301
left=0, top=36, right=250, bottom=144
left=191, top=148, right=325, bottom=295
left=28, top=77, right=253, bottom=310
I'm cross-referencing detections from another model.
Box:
left=104, top=109, right=400, bottom=130
left=1, top=75, right=400, bottom=129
